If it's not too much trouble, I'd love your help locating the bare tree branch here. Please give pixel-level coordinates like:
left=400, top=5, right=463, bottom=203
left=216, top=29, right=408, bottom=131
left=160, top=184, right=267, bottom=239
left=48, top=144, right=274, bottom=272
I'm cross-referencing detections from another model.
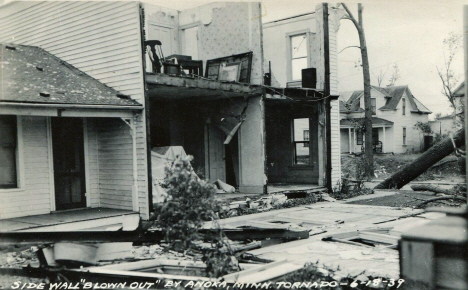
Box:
left=338, top=45, right=361, bottom=54
left=341, top=3, right=361, bottom=32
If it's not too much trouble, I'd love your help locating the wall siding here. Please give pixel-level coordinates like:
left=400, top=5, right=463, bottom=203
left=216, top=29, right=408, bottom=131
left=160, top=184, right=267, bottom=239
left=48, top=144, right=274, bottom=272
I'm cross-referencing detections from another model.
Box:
left=96, top=119, right=134, bottom=211
left=0, top=1, right=149, bottom=218
left=0, top=116, right=51, bottom=219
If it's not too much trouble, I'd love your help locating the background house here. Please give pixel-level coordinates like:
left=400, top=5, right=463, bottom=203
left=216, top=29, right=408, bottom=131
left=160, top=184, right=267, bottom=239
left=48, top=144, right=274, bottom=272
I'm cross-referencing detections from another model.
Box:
left=429, top=81, right=464, bottom=136
left=340, top=85, right=432, bottom=154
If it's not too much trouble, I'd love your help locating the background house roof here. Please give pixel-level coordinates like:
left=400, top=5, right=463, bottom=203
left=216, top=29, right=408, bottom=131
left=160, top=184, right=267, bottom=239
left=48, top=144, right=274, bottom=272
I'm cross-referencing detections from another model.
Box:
left=340, top=85, right=431, bottom=114
left=0, top=43, right=142, bottom=107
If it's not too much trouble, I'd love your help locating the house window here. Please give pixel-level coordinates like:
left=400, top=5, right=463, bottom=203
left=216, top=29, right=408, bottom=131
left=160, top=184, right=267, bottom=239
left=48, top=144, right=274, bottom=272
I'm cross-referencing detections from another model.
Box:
left=371, top=98, right=376, bottom=115
left=0, top=115, right=18, bottom=188
left=356, top=131, right=363, bottom=145
left=402, top=98, right=406, bottom=115
left=290, top=33, right=308, bottom=81
left=403, top=127, right=407, bottom=145
left=303, top=130, right=309, bottom=147
left=293, top=118, right=309, bottom=165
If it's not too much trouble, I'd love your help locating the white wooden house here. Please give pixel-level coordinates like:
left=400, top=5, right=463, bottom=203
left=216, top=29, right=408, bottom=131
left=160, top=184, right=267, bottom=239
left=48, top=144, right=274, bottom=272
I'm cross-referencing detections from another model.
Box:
left=340, top=85, right=432, bottom=154
left=0, top=1, right=343, bottom=228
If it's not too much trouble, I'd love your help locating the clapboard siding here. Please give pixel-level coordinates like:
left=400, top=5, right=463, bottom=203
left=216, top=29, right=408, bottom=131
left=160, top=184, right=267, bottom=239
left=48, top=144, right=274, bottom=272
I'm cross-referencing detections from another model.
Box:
left=328, top=15, right=341, bottom=187
left=0, top=116, right=51, bottom=219
left=97, top=119, right=133, bottom=211
left=0, top=1, right=149, bottom=219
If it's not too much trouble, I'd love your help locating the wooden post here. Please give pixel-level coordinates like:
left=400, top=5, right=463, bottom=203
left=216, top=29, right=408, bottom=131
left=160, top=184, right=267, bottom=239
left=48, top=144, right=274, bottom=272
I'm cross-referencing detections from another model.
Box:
left=348, top=128, right=352, bottom=154
left=383, top=126, right=386, bottom=153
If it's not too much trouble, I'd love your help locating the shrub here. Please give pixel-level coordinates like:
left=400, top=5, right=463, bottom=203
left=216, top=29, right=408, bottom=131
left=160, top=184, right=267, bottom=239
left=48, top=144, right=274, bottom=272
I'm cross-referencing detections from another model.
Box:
left=153, top=156, right=238, bottom=277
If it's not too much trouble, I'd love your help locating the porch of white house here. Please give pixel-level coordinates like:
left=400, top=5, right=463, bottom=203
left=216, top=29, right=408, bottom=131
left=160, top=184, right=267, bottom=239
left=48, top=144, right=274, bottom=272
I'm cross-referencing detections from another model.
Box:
left=0, top=208, right=140, bottom=232
left=340, top=124, right=393, bottom=154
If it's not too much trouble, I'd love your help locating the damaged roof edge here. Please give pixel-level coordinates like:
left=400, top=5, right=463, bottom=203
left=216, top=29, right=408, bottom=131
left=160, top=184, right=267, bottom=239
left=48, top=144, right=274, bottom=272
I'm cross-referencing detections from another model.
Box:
left=0, top=101, right=143, bottom=110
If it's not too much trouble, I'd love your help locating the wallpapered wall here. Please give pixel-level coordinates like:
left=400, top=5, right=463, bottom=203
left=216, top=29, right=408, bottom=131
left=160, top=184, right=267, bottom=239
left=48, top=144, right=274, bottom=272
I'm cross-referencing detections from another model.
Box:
left=180, top=2, right=264, bottom=85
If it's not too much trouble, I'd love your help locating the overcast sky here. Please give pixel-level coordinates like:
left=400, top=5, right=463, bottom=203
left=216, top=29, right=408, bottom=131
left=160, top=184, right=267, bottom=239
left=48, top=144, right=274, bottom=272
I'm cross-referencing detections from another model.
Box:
left=147, top=0, right=467, bottom=117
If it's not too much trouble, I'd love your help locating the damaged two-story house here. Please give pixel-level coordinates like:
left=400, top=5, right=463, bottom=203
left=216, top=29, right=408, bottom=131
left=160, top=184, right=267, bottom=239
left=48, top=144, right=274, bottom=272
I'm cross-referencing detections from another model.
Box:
left=0, top=1, right=343, bottom=228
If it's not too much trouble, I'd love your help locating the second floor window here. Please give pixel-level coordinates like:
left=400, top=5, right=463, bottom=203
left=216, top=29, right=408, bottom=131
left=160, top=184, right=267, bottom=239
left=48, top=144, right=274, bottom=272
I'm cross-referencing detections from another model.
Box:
left=290, top=34, right=307, bottom=81
left=371, top=98, right=376, bottom=115
left=402, top=98, right=406, bottom=115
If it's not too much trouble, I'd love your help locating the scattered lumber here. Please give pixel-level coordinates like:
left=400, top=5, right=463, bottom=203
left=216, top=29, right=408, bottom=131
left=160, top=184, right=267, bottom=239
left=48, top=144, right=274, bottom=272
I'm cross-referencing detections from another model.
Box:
left=410, top=184, right=452, bottom=195
left=415, top=196, right=467, bottom=209
left=0, top=228, right=309, bottom=245
left=375, top=128, right=465, bottom=189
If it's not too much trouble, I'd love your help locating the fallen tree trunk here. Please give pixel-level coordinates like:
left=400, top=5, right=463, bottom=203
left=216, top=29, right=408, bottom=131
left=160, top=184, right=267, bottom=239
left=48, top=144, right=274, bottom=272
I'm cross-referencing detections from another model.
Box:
left=375, top=128, right=465, bottom=189
left=410, top=184, right=452, bottom=195
left=416, top=196, right=467, bottom=208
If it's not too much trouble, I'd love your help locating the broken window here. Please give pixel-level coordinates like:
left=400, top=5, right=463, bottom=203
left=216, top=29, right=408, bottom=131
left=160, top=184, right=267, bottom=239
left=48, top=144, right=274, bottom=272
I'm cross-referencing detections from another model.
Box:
left=290, top=34, right=307, bottom=81
left=0, top=115, right=18, bottom=188
left=293, top=118, right=310, bottom=165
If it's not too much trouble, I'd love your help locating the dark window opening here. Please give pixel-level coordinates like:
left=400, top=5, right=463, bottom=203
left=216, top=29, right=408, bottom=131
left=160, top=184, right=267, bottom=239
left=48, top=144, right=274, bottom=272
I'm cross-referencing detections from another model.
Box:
left=0, top=115, right=18, bottom=189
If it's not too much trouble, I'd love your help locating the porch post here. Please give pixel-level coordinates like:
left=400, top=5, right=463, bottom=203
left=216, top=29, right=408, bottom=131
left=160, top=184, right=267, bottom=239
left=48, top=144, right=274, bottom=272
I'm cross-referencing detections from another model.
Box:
left=130, top=117, right=139, bottom=212
left=348, top=127, right=352, bottom=154
left=383, top=126, right=386, bottom=153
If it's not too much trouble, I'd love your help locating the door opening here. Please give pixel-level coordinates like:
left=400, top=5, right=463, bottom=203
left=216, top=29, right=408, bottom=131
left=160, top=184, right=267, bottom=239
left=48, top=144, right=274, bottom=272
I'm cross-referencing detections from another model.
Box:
left=52, top=118, right=86, bottom=211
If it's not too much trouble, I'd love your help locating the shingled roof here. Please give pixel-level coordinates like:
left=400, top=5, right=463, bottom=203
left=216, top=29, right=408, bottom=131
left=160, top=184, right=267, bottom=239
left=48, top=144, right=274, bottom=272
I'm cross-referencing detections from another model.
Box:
left=0, top=43, right=142, bottom=107
left=340, top=85, right=431, bottom=114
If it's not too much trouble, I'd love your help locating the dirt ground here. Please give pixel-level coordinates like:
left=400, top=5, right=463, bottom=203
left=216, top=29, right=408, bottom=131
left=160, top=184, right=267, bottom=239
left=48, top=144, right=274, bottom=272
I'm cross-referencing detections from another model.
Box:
left=346, top=190, right=465, bottom=208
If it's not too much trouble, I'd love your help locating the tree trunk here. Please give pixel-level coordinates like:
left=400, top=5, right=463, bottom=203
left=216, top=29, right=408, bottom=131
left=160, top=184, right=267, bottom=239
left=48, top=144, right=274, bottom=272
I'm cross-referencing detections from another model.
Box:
left=375, top=128, right=465, bottom=189
left=358, top=4, right=373, bottom=177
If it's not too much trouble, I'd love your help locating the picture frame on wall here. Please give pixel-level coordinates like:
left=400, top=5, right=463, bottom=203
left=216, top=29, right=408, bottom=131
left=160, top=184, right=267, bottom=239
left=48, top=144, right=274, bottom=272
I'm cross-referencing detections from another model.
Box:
left=218, top=62, right=241, bottom=82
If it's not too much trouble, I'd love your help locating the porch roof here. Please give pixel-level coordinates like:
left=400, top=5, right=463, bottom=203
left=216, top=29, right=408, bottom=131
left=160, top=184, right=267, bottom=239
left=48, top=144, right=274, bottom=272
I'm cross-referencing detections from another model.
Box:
left=340, top=117, right=394, bottom=128
left=0, top=43, right=143, bottom=110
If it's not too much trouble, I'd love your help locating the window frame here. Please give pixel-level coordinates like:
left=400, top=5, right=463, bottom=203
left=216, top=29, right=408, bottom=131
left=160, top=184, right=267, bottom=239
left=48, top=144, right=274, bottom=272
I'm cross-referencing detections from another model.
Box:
left=286, top=30, right=310, bottom=83
left=0, top=115, right=23, bottom=191
left=402, top=127, right=407, bottom=145
left=356, top=130, right=363, bottom=145
left=292, top=118, right=311, bottom=166
left=371, top=98, right=377, bottom=115
left=402, top=98, right=406, bottom=115
left=303, top=130, right=310, bottom=147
